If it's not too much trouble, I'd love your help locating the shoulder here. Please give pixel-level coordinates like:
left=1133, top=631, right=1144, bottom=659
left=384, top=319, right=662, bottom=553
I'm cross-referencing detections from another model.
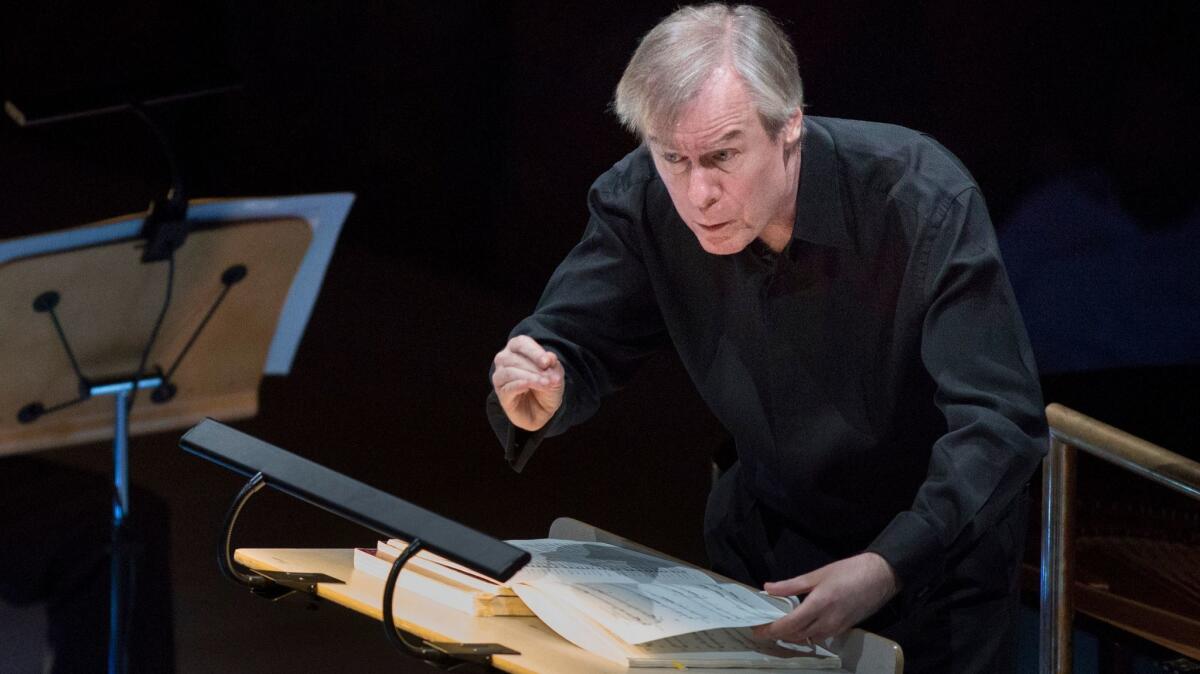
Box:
left=592, top=144, right=658, bottom=196
left=587, top=144, right=676, bottom=229
left=812, top=116, right=978, bottom=212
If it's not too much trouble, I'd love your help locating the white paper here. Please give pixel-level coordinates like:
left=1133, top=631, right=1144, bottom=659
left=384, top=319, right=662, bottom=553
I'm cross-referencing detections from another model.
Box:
left=509, top=572, right=839, bottom=669
left=636, top=627, right=840, bottom=668
left=508, top=539, right=716, bottom=585
left=507, top=539, right=791, bottom=644
left=510, top=582, right=633, bottom=665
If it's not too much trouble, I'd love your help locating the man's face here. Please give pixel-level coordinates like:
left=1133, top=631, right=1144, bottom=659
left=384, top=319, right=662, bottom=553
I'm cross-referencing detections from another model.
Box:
left=648, top=67, right=802, bottom=255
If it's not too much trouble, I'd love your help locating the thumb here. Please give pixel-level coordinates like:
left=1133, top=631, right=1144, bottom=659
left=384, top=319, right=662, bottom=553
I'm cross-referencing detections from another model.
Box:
left=764, top=571, right=818, bottom=597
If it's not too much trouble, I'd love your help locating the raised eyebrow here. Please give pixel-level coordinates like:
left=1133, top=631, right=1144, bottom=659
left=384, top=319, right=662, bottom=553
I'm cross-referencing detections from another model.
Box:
left=648, top=138, right=679, bottom=155
left=713, top=130, right=744, bottom=144
left=648, top=129, right=743, bottom=155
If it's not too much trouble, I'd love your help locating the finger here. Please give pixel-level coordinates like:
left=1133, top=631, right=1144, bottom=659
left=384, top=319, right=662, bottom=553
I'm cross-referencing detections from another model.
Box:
left=495, top=365, right=562, bottom=393
left=497, top=378, right=563, bottom=407
left=764, top=572, right=817, bottom=597
left=494, top=366, right=546, bottom=393
left=497, top=378, right=534, bottom=398
left=758, top=590, right=825, bottom=638
left=801, top=620, right=838, bottom=645
left=493, top=369, right=530, bottom=395
left=752, top=601, right=821, bottom=642
left=497, top=341, right=564, bottom=386
left=508, top=335, right=557, bottom=370
left=495, top=349, right=550, bottom=375
left=498, top=351, right=563, bottom=389
left=800, top=612, right=853, bottom=645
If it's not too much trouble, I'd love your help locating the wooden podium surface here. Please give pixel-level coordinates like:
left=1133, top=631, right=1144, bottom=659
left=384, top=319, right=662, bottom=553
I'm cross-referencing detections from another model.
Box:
left=235, top=519, right=902, bottom=674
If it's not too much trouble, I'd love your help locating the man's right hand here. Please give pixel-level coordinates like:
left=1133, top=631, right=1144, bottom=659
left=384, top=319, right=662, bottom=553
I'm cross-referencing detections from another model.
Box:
left=492, top=335, right=565, bottom=431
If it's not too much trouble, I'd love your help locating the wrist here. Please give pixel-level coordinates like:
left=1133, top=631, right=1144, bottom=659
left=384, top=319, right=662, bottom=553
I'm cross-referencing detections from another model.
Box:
left=865, top=552, right=901, bottom=596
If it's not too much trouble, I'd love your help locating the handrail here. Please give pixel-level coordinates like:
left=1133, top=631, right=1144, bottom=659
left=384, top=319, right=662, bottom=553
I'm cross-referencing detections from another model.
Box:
left=1040, top=403, right=1200, bottom=674
left=1046, top=403, right=1200, bottom=499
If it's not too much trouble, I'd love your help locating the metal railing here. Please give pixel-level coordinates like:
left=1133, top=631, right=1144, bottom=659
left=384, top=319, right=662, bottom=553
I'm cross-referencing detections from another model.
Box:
left=1040, top=403, right=1200, bottom=673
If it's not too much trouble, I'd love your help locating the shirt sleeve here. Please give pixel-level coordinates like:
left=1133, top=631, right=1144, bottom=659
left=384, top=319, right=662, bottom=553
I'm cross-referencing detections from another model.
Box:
left=486, top=179, right=670, bottom=472
left=865, top=187, right=1048, bottom=595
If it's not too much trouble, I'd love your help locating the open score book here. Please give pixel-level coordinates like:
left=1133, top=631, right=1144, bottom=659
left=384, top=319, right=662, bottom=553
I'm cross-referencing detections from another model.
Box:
left=355, top=538, right=840, bottom=669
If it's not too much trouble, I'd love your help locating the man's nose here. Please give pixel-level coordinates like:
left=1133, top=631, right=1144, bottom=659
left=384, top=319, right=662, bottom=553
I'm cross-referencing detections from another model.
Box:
left=687, top=166, right=720, bottom=210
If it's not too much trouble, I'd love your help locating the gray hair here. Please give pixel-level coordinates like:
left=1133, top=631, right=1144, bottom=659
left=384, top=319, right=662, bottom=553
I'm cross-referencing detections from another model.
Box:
left=613, top=3, right=804, bottom=141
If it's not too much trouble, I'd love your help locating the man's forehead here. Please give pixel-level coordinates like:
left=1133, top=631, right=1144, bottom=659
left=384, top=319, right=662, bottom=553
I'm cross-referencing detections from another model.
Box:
left=646, top=68, right=761, bottom=149
left=648, top=128, right=745, bottom=149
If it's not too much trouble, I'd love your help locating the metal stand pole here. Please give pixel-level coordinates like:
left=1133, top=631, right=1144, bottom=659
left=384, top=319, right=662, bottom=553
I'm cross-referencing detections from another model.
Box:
left=1040, top=438, right=1075, bottom=674
left=93, top=376, right=161, bottom=674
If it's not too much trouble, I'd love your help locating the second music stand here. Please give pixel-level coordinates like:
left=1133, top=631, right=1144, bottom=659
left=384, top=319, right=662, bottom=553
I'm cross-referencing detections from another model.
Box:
left=0, top=195, right=349, bottom=671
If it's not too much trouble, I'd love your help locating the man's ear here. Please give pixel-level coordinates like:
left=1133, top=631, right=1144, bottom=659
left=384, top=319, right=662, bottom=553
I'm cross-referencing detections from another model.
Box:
left=783, top=108, right=804, bottom=146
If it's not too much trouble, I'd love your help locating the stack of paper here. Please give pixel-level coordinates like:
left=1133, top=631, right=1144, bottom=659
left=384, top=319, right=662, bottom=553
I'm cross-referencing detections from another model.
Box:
left=357, top=537, right=841, bottom=669
left=504, top=539, right=840, bottom=669
left=353, top=540, right=532, bottom=617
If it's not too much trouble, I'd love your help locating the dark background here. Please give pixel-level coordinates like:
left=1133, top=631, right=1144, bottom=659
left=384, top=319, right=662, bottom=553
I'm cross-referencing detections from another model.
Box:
left=1, top=2, right=1197, bottom=672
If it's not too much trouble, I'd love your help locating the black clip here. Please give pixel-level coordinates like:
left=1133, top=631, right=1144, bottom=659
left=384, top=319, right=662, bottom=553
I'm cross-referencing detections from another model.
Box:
left=248, top=570, right=343, bottom=600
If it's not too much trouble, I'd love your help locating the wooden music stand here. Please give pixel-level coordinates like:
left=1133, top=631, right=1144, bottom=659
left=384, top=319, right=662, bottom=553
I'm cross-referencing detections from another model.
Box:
left=234, top=518, right=903, bottom=674
left=4, top=219, right=302, bottom=453
left=0, top=193, right=351, bottom=672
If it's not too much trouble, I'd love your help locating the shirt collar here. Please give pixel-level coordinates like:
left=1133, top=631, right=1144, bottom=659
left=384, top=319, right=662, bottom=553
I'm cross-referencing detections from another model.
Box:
left=791, top=117, right=854, bottom=251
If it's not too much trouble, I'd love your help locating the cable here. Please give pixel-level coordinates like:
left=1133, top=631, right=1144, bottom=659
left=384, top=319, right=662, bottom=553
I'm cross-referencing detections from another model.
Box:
left=127, top=250, right=174, bottom=413
left=382, top=539, right=456, bottom=664
left=129, top=103, right=183, bottom=209
left=218, top=473, right=272, bottom=589
left=111, top=249, right=174, bottom=673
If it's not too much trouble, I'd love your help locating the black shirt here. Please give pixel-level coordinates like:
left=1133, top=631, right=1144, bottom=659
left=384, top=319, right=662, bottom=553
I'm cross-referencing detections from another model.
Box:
left=488, top=116, right=1046, bottom=594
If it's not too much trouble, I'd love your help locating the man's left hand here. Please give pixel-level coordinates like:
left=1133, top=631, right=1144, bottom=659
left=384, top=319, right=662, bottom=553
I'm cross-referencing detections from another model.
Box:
left=751, top=552, right=900, bottom=644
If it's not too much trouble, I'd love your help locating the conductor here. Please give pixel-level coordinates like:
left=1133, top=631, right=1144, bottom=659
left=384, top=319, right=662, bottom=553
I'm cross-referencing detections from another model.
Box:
left=487, top=5, right=1046, bottom=672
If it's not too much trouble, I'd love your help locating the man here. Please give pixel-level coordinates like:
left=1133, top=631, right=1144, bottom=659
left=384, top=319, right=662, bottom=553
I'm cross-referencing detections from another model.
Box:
left=487, top=5, right=1045, bottom=672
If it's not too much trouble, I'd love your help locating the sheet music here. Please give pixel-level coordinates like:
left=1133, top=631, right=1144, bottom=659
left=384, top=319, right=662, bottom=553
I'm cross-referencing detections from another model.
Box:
left=507, top=539, right=791, bottom=644
left=640, top=626, right=836, bottom=659
left=508, top=539, right=716, bottom=585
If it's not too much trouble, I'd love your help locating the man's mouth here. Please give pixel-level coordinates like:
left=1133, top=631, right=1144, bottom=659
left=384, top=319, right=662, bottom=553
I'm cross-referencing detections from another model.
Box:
left=697, top=220, right=731, bottom=231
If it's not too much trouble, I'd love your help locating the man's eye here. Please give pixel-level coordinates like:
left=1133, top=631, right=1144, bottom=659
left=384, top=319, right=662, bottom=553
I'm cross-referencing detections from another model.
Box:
left=713, top=149, right=737, bottom=162
left=663, top=153, right=683, bottom=163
